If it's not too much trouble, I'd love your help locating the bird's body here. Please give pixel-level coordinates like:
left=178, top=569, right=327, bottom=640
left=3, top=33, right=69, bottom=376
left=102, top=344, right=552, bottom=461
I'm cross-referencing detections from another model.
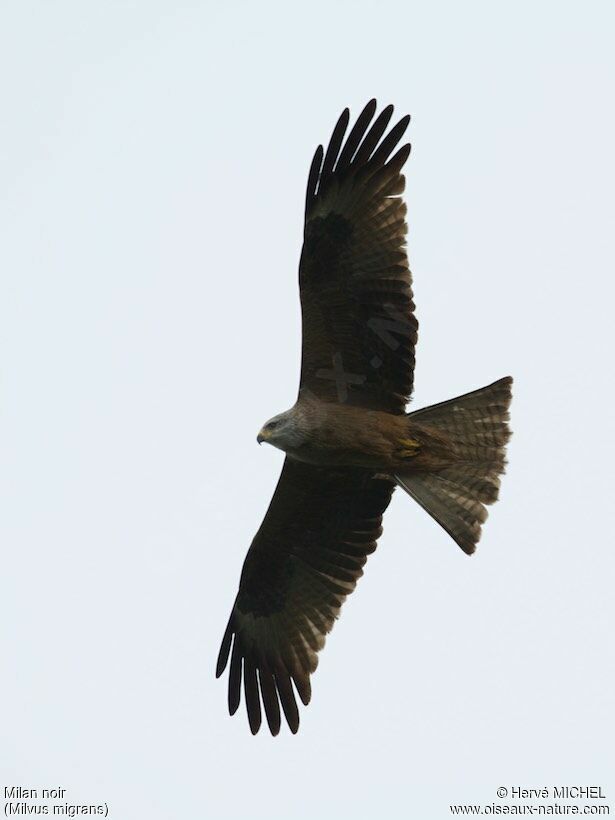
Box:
left=258, top=396, right=450, bottom=472
left=217, top=101, right=513, bottom=736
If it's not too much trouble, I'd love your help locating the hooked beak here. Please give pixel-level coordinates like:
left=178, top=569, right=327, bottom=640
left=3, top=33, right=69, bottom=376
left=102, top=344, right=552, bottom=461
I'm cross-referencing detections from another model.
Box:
left=257, top=429, right=268, bottom=445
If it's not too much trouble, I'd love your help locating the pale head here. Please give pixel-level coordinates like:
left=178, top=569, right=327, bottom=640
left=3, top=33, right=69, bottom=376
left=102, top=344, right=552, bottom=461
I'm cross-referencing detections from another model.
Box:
left=257, top=407, right=305, bottom=452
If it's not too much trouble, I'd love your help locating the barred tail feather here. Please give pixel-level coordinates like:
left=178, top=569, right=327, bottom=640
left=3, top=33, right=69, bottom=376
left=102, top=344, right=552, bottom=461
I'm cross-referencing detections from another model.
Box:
left=396, top=376, right=513, bottom=554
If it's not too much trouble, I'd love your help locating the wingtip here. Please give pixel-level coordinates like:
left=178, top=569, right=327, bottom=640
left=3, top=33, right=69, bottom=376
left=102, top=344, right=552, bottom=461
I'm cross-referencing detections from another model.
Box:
left=249, top=720, right=261, bottom=736
left=215, top=649, right=229, bottom=678
left=361, top=98, right=377, bottom=117
left=216, top=621, right=233, bottom=677
left=297, top=682, right=311, bottom=706
left=397, top=142, right=412, bottom=164
left=336, top=108, right=350, bottom=131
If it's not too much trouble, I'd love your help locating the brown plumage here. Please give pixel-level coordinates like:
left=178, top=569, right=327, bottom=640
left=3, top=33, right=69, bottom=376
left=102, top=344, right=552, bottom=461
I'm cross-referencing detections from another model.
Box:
left=216, top=101, right=513, bottom=735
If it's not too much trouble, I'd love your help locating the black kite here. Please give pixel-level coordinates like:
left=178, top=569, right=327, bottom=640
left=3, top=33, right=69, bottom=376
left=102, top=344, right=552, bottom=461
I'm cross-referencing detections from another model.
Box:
left=216, top=100, right=512, bottom=735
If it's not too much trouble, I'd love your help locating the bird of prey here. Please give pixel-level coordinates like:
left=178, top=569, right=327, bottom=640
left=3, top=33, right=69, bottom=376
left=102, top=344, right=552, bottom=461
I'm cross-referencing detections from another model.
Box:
left=216, top=100, right=512, bottom=735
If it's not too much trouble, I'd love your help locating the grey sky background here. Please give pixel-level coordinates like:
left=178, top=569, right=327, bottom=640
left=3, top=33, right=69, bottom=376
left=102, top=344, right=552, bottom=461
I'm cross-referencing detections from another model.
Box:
left=1, top=1, right=614, bottom=818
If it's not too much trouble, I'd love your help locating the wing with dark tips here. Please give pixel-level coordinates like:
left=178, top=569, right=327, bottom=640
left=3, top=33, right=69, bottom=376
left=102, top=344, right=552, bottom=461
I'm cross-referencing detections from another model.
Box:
left=216, top=459, right=394, bottom=735
left=299, top=100, right=417, bottom=413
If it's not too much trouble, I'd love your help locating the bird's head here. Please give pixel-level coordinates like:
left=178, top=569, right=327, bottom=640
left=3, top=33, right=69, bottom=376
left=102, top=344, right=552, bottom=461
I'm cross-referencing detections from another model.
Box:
left=257, top=408, right=302, bottom=452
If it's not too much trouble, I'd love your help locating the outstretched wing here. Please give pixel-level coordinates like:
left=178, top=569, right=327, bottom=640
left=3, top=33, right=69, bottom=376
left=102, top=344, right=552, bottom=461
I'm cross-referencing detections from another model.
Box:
left=299, top=99, right=417, bottom=414
left=216, top=460, right=394, bottom=735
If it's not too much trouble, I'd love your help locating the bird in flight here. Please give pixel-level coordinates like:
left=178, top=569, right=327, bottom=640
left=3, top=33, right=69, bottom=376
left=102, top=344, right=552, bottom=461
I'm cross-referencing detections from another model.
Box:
left=216, top=100, right=512, bottom=735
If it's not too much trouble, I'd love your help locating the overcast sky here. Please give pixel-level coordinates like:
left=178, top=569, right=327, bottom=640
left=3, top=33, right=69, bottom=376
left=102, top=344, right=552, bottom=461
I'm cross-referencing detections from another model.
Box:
left=1, top=1, right=614, bottom=818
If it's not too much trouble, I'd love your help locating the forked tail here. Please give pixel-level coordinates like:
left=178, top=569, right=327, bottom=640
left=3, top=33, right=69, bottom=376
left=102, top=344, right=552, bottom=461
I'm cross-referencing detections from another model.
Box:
left=396, top=376, right=513, bottom=554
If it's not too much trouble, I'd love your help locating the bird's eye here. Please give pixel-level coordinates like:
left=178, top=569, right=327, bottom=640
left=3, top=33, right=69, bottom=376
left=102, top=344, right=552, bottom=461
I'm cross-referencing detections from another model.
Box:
left=268, top=420, right=279, bottom=430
